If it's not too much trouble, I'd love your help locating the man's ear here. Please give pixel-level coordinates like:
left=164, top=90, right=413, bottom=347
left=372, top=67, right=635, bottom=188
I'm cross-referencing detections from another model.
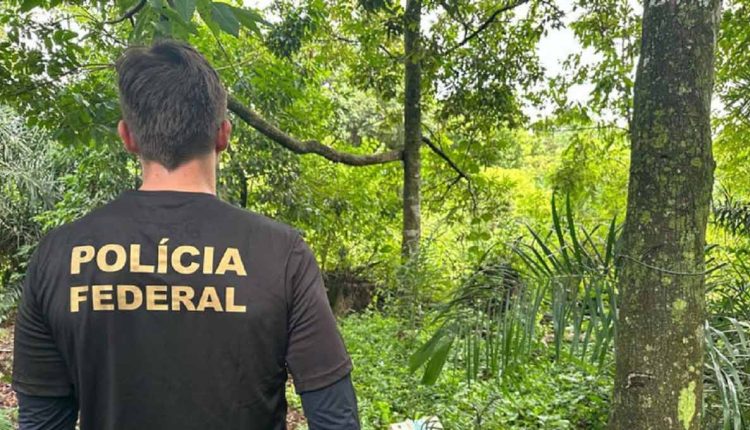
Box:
left=215, top=119, right=232, bottom=153
left=118, top=120, right=139, bottom=154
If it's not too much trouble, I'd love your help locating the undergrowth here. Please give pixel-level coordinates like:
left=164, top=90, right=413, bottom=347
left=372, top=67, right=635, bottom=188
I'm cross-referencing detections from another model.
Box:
left=288, top=312, right=610, bottom=429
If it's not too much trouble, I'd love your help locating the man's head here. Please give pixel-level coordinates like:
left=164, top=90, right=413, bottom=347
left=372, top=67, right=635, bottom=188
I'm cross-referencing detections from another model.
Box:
left=116, top=40, right=231, bottom=171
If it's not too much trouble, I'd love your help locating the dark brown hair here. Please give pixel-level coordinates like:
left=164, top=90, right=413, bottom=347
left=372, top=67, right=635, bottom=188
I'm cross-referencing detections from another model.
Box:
left=115, top=40, right=227, bottom=170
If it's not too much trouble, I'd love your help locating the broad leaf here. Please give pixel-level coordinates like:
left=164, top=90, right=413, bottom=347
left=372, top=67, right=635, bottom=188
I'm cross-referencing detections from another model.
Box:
left=421, top=338, right=453, bottom=385
left=172, top=0, right=197, bottom=22
left=230, top=5, right=265, bottom=36
left=211, top=2, right=240, bottom=37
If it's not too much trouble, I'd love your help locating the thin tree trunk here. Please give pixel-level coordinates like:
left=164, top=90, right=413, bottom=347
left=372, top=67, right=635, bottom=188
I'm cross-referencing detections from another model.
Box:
left=402, top=0, right=422, bottom=258
left=609, top=1, right=720, bottom=429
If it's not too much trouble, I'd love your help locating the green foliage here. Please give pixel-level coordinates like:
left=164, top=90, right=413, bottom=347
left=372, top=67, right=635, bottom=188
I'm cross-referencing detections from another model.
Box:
left=0, top=106, right=59, bottom=317
left=516, top=195, right=618, bottom=367
left=409, top=258, right=541, bottom=384
left=714, top=1, right=750, bottom=198
left=0, top=105, right=58, bottom=254
left=35, top=142, right=136, bottom=230
left=563, top=0, right=640, bottom=121
left=714, top=190, right=750, bottom=237
left=716, top=1, right=750, bottom=124
left=293, top=312, right=610, bottom=429
left=0, top=408, right=13, bottom=430
left=703, top=254, right=750, bottom=429
left=411, top=195, right=619, bottom=385
left=545, top=128, right=629, bottom=219
left=429, top=0, right=564, bottom=130
left=265, top=1, right=323, bottom=58
left=704, top=318, right=750, bottom=430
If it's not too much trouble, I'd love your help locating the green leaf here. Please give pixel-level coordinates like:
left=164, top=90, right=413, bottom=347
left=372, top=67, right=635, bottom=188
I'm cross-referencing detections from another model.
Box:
left=211, top=2, right=240, bottom=37
left=421, top=338, right=453, bottom=385
left=197, top=0, right=220, bottom=37
left=230, top=6, right=266, bottom=36
left=408, top=327, right=447, bottom=372
left=153, top=16, right=172, bottom=38
left=551, top=194, right=572, bottom=272
left=172, top=0, right=197, bottom=22
left=160, top=7, right=198, bottom=34
left=20, top=0, right=43, bottom=12
left=527, top=225, right=561, bottom=273
left=565, top=193, right=584, bottom=270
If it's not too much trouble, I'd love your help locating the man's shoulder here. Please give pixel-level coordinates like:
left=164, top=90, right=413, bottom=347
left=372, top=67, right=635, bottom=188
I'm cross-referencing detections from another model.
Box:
left=36, top=194, right=302, bottom=251
left=210, top=198, right=301, bottom=239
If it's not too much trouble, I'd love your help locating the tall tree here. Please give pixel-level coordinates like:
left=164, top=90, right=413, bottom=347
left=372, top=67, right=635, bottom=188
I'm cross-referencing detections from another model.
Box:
left=402, top=0, right=422, bottom=257
left=610, top=0, right=721, bottom=429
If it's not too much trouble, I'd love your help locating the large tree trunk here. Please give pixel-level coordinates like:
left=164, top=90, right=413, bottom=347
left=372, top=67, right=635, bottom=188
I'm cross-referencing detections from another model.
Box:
left=402, top=0, right=422, bottom=258
left=609, top=1, right=720, bottom=429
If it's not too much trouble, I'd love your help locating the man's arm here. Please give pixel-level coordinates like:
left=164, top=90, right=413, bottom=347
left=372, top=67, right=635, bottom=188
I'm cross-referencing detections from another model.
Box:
left=300, top=373, right=360, bottom=430
left=13, top=242, right=76, bottom=428
left=285, top=235, right=360, bottom=428
left=17, top=393, right=78, bottom=430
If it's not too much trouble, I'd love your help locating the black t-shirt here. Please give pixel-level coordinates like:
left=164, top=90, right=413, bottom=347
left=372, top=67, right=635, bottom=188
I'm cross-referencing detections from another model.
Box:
left=12, top=190, right=352, bottom=429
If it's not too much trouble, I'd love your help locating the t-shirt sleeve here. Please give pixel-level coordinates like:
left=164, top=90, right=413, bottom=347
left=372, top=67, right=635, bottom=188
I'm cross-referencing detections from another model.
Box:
left=300, top=373, right=360, bottom=429
left=13, top=247, right=73, bottom=397
left=285, top=235, right=352, bottom=393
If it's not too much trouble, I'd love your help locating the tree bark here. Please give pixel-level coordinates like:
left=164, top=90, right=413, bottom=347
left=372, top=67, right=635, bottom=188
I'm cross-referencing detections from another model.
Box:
left=609, top=1, right=720, bottom=429
left=402, top=0, right=422, bottom=258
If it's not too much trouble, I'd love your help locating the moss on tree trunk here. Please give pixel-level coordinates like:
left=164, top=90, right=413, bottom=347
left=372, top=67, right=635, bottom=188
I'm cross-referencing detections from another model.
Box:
left=609, top=0, right=721, bottom=429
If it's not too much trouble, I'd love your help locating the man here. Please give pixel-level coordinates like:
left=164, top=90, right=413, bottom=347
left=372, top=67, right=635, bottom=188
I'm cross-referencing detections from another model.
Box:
left=12, top=40, right=360, bottom=430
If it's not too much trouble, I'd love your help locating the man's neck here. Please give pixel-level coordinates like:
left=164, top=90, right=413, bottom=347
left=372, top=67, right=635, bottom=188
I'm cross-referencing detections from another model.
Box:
left=138, top=156, right=217, bottom=195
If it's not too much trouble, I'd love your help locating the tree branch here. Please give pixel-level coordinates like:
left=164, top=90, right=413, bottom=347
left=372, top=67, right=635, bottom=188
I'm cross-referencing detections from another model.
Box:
left=443, top=0, right=530, bottom=55
left=421, top=136, right=470, bottom=181
left=227, top=96, right=403, bottom=166
left=332, top=34, right=400, bottom=61
left=6, top=63, right=113, bottom=98
left=105, top=0, right=147, bottom=25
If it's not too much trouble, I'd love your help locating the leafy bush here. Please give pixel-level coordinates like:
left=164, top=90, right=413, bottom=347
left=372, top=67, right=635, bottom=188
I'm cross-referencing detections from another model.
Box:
left=0, top=106, right=60, bottom=320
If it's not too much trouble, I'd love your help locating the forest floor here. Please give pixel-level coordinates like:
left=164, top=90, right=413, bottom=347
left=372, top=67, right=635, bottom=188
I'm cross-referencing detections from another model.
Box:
left=0, top=323, right=307, bottom=429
